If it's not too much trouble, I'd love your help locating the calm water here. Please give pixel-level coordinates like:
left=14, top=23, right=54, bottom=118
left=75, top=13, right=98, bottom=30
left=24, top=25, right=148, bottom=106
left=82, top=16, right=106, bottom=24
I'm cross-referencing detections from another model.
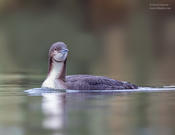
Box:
left=0, top=73, right=175, bottom=135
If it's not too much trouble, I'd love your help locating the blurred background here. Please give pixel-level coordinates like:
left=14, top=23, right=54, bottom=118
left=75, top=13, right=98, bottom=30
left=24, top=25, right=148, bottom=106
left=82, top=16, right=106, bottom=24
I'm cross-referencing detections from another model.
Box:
left=0, top=1, right=175, bottom=135
left=0, top=0, right=175, bottom=86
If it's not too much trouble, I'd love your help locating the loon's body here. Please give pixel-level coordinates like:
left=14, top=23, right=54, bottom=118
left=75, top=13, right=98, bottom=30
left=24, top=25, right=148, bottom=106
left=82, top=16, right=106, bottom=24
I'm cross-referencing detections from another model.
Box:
left=65, top=75, right=137, bottom=90
left=42, top=42, right=138, bottom=90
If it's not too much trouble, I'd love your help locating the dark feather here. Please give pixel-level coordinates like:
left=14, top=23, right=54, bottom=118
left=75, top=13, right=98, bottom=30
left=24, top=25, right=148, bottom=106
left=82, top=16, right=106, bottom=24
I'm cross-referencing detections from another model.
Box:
left=65, top=75, right=137, bottom=90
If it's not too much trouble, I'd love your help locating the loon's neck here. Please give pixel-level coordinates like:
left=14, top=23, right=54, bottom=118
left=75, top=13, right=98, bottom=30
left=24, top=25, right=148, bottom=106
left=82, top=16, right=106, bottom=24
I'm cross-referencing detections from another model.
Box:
left=42, top=60, right=67, bottom=89
left=48, top=61, right=66, bottom=81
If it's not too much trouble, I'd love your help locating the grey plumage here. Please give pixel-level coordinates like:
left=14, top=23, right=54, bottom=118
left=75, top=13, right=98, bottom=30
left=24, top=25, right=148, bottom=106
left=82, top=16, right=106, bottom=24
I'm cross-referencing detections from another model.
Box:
left=66, top=75, right=137, bottom=90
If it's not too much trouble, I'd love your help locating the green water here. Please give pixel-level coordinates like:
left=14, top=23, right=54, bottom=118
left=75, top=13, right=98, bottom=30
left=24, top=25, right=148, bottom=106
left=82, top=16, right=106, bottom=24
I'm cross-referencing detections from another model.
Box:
left=0, top=73, right=175, bottom=135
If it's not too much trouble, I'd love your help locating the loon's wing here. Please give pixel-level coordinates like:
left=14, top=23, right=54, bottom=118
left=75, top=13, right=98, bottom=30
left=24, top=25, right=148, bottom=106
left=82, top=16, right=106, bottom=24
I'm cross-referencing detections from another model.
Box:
left=65, top=75, right=137, bottom=90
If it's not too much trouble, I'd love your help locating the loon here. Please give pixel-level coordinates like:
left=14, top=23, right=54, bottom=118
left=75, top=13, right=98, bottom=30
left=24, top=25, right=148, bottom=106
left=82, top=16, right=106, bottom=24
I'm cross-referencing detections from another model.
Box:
left=42, top=42, right=138, bottom=90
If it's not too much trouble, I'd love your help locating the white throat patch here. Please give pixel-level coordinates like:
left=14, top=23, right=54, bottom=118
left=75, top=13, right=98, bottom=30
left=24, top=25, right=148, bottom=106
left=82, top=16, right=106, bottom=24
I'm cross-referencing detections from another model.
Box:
left=42, top=62, right=66, bottom=89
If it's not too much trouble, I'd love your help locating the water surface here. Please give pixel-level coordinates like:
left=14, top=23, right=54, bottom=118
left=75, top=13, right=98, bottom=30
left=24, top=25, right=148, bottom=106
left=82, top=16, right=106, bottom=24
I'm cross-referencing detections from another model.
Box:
left=0, top=73, right=175, bottom=135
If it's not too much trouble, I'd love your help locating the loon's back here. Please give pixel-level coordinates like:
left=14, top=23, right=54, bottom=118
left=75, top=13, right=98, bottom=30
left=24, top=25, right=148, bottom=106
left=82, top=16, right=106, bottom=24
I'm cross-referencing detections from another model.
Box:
left=65, top=75, right=138, bottom=90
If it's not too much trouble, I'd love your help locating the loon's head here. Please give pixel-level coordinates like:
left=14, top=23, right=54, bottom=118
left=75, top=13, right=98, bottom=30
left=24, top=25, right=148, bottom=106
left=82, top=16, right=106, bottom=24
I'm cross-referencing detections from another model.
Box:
left=49, top=42, right=69, bottom=63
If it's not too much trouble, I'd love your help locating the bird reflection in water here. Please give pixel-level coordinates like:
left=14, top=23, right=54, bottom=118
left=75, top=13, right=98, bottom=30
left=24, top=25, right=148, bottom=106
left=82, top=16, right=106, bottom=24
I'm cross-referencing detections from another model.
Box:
left=41, top=93, right=65, bottom=131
